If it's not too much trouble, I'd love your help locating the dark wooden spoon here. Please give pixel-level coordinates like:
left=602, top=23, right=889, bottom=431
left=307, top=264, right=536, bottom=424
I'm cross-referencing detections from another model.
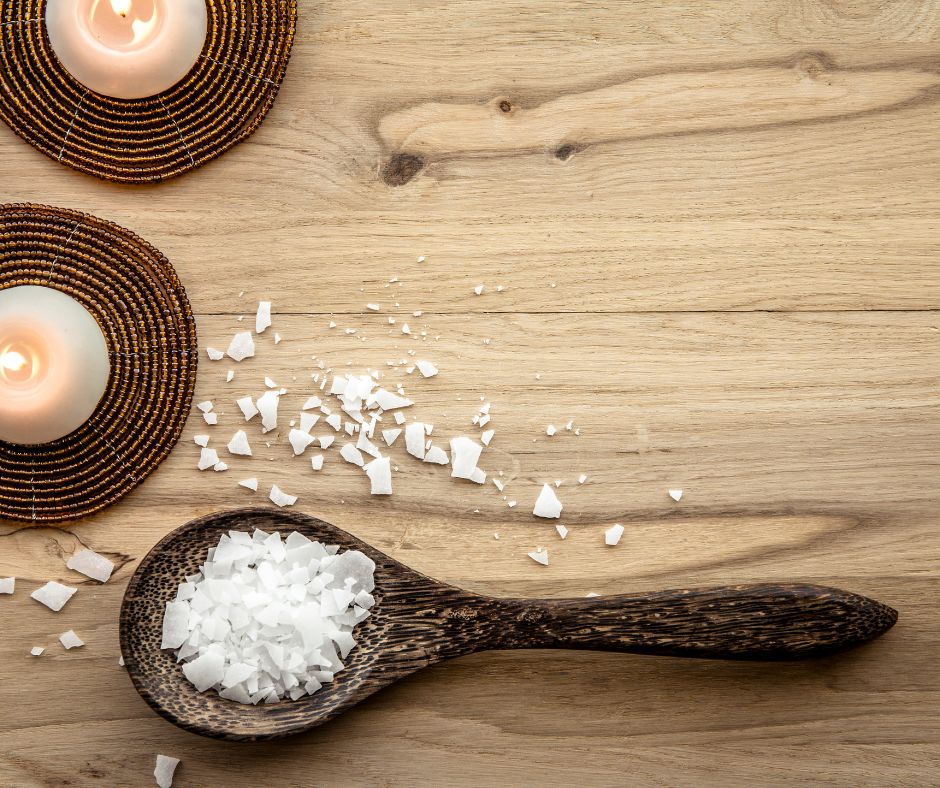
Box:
left=120, top=507, right=897, bottom=741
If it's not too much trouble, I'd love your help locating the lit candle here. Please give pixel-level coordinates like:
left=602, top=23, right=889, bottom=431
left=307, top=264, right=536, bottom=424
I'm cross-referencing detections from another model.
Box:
left=45, top=0, right=208, bottom=100
left=0, top=286, right=110, bottom=445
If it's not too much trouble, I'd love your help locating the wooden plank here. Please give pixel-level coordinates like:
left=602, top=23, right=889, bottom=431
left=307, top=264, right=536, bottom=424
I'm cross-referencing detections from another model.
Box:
left=1, top=0, right=938, bottom=784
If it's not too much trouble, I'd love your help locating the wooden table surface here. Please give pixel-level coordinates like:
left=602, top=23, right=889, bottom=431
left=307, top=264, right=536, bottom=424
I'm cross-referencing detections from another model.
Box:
left=2, top=1, right=939, bottom=785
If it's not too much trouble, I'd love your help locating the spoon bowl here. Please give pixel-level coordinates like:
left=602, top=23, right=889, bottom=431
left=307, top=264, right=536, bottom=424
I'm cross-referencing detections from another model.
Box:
left=120, top=507, right=898, bottom=741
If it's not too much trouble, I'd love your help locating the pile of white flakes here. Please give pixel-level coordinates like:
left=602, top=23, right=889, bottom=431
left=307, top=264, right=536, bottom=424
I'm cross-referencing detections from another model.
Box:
left=162, top=528, right=375, bottom=704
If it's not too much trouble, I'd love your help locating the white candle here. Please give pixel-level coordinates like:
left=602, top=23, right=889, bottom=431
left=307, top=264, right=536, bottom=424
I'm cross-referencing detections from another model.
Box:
left=0, top=286, right=110, bottom=445
left=45, top=0, right=208, bottom=100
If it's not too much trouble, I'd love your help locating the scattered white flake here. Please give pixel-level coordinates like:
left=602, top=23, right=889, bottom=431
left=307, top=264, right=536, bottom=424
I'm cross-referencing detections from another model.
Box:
left=59, top=630, right=84, bottom=649
left=450, top=436, right=483, bottom=480
left=356, top=432, right=381, bottom=459
left=30, top=646, right=44, bottom=656
left=481, top=429, right=494, bottom=446
left=274, top=333, right=282, bottom=345
left=196, top=401, right=214, bottom=413
left=605, top=524, right=625, bottom=546
left=194, top=434, right=210, bottom=447
left=401, top=323, right=411, bottom=335
left=66, top=549, right=114, bottom=583
left=311, top=455, right=324, bottom=471
left=329, top=321, right=337, bottom=329
left=236, top=396, right=259, bottom=421
left=424, top=446, right=449, bottom=465
left=546, top=424, right=557, bottom=436
left=0, top=577, right=14, bottom=594
left=325, top=413, right=342, bottom=431
left=394, top=411, right=406, bottom=425
left=300, top=412, right=319, bottom=433
left=256, top=390, right=280, bottom=432
left=415, top=360, right=438, bottom=378
left=198, top=447, right=220, bottom=470
left=340, top=444, right=365, bottom=467
left=239, top=477, right=258, bottom=492
left=413, top=310, right=423, bottom=317
left=269, top=485, right=297, bottom=507
left=555, top=524, right=568, bottom=540
left=206, top=347, right=224, bottom=361
left=578, top=474, right=588, bottom=484
left=226, top=370, right=235, bottom=382
left=417, top=255, right=426, bottom=263
left=226, top=331, right=255, bottom=361
left=364, top=456, right=393, bottom=495
left=289, top=429, right=316, bottom=456
left=264, top=376, right=278, bottom=389
left=154, top=754, right=180, bottom=788
left=554, top=479, right=562, bottom=488
left=473, top=285, right=484, bottom=295
left=469, top=467, right=486, bottom=484
left=227, top=430, right=252, bottom=456
left=528, top=550, right=548, bottom=566
left=370, top=389, right=413, bottom=410
left=533, top=484, right=563, bottom=519
left=366, top=303, right=380, bottom=311
left=203, top=412, right=219, bottom=425
left=492, top=478, right=504, bottom=492
left=256, top=301, right=272, bottom=334
left=586, top=592, right=600, bottom=598
left=214, top=461, right=229, bottom=472
left=302, top=396, right=321, bottom=410
left=118, top=656, right=125, bottom=666
left=669, top=489, right=683, bottom=501
left=318, top=435, right=335, bottom=450
left=405, top=422, right=427, bottom=459
left=507, top=500, right=517, bottom=508
left=565, top=420, right=574, bottom=431
left=494, top=533, right=500, bottom=540
left=382, top=428, right=402, bottom=446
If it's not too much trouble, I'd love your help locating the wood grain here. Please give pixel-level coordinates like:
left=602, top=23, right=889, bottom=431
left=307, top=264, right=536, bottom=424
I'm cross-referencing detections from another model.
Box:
left=2, top=0, right=940, bottom=784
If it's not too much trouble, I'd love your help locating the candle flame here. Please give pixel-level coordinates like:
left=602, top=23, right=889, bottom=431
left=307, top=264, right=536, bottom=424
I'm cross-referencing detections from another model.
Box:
left=110, top=0, right=132, bottom=17
left=0, top=351, right=26, bottom=372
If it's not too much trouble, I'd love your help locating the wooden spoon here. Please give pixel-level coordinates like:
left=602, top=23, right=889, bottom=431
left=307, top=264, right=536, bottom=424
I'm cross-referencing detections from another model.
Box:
left=120, top=507, right=897, bottom=741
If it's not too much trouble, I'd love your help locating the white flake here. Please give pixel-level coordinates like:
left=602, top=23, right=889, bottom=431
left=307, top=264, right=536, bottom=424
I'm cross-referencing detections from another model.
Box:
left=30, top=646, right=43, bottom=656
left=256, top=390, right=280, bottom=432
left=196, top=401, right=213, bottom=413
left=59, top=630, right=84, bottom=649
left=450, top=437, right=483, bottom=480
left=546, top=424, right=557, bottom=436
left=480, top=429, right=494, bottom=446
left=236, top=396, right=259, bottom=421
left=555, top=524, right=568, bottom=540
left=256, top=301, right=272, bottom=334
left=415, top=360, right=438, bottom=378
left=289, top=429, right=316, bottom=456
left=194, top=434, right=209, bottom=447
left=206, top=347, right=224, bottom=361
left=227, top=332, right=255, bottom=361
left=364, top=456, right=393, bottom=495
left=66, top=549, right=114, bottom=583
left=154, top=755, right=180, bottom=788
left=269, top=485, right=297, bottom=507
left=203, top=412, right=218, bottom=425
left=405, top=422, right=427, bottom=459
left=340, top=444, right=365, bottom=467
left=198, top=447, right=220, bottom=470
left=578, top=474, right=588, bottom=484
left=424, top=446, right=449, bottom=465
left=473, top=285, right=484, bottom=295
left=533, top=484, right=563, bottom=519
left=382, top=428, right=402, bottom=446
left=311, top=455, right=324, bottom=471
left=528, top=550, right=548, bottom=566
left=605, top=524, right=625, bottom=546
left=669, top=489, right=683, bottom=501
left=227, top=430, right=252, bottom=456
left=239, top=477, right=258, bottom=492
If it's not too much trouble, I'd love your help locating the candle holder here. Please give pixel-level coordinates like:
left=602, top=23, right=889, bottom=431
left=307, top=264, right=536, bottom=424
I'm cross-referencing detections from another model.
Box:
left=0, top=1, right=297, bottom=183
left=0, top=204, right=197, bottom=522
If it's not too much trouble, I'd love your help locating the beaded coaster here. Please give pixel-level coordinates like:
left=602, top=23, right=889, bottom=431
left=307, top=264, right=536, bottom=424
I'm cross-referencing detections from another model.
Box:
left=0, top=204, right=197, bottom=522
left=0, top=0, right=297, bottom=183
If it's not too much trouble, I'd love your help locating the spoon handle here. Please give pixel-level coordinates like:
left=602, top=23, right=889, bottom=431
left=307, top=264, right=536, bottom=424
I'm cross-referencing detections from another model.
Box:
left=490, top=583, right=897, bottom=660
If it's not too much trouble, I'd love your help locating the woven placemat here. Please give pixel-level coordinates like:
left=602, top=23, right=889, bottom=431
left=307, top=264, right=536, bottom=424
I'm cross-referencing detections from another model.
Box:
left=0, top=204, right=197, bottom=522
left=0, top=0, right=297, bottom=183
